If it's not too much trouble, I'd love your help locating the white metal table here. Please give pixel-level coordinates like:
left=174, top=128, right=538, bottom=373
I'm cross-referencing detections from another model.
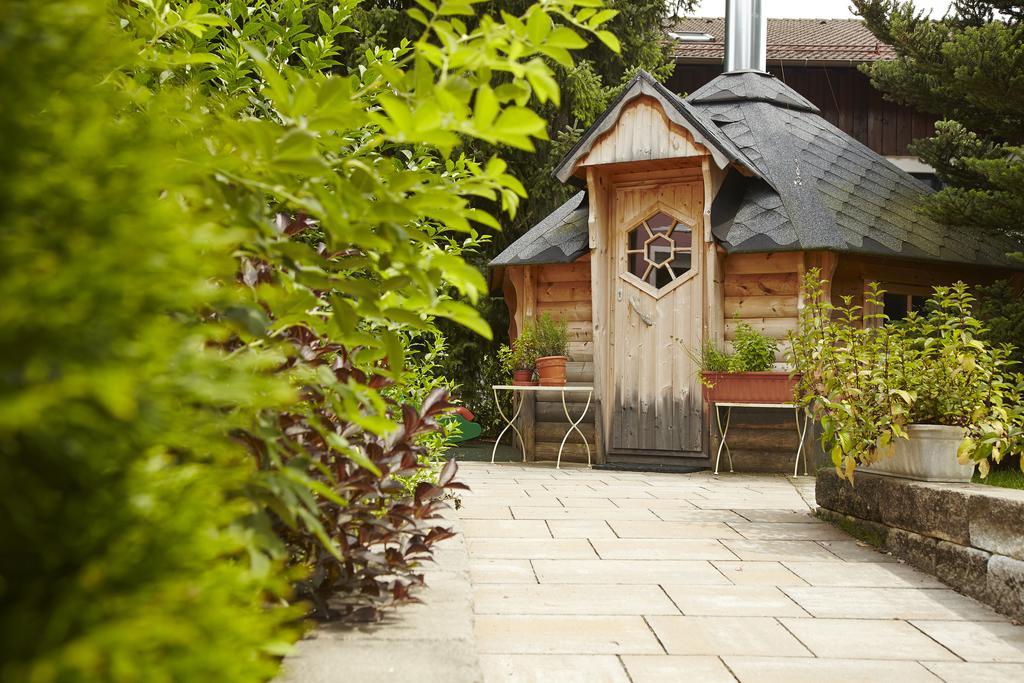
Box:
left=491, top=385, right=594, bottom=469
left=713, top=402, right=811, bottom=477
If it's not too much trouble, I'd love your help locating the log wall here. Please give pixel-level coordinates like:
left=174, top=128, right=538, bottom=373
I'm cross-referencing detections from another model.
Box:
left=506, top=257, right=596, bottom=464
left=716, top=251, right=804, bottom=471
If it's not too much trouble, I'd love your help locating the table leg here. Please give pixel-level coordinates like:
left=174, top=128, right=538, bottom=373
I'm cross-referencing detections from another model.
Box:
left=491, top=387, right=525, bottom=464
left=557, top=389, right=593, bottom=469
left=794, top=406, right=810, bottom=477
left=714, top=405, right=733, bottom=475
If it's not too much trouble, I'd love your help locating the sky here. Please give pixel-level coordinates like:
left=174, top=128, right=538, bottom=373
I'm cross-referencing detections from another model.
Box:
left=687, top=0, right=954, bottom=19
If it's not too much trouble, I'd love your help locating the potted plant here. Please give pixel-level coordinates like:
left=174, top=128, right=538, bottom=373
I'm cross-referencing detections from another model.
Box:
left=498, top=328, right=538, bottom=386
left=690, top=322, right=797, bottom=404
left=789, top=270, right=1024, bottom=483
left=533, top=314, right=569, bottom=386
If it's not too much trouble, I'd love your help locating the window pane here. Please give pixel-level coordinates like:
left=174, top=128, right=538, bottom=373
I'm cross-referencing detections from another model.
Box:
left=910, top=295, right=927, bottom=314
left=670, top=224, right=692, bottom=248
left=883, top=292, right=909, bottom=320
left=625, top=214, right=695, bottom=289
left=670, top=252, right=692, bottom=274
left=646, top=212, right=674, bottom=233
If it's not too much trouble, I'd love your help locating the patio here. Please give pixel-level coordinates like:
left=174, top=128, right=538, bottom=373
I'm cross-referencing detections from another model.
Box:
left=459, top=462, right=1024, bottom=682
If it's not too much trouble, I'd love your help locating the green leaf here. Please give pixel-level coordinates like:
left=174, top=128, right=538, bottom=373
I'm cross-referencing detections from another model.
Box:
left=595, top=30, right=621, bottom=53
left=545, top=26, right=587, bottom=49
left=432, top=300, right=493, bottom=339
left=493, top=106, right=547, bottom=137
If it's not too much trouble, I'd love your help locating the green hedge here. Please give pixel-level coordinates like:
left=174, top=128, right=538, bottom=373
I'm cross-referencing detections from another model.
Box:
left=0, top=2, right=296, bottom=680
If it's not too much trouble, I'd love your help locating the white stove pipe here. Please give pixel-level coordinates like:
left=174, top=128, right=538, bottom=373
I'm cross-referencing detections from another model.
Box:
left=724, top=0, right=767, bottom=72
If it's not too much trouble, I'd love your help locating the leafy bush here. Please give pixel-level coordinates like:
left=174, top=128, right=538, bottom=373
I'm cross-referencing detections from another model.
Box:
left=685, top=323, right=778, bottom=373
left=119, top=0, right=615, bottom=625
left=499, top=326, right=539, bottom=374
left=728, top=322, right=779, bottom=372
left=789, top=270, right=1024, bottom=481
left=533, top=314, right=570, bottom=358
left=0, top=2, right=297, bottom=680
left=975, top=279, right=1024, bottom=367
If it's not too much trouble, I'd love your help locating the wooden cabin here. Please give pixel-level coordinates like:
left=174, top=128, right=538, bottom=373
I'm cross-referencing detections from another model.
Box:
left=490, top=67, right=1020, bottom=473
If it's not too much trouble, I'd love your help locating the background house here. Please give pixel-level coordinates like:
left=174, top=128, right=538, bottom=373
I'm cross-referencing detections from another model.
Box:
left=667, top=18, right=937, bottom=182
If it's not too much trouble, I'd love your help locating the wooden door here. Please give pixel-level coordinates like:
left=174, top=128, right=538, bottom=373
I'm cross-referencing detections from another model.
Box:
left=607, top=181, right=704, bottom=455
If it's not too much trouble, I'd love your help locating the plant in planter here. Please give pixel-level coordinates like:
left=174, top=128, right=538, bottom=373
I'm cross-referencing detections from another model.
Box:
left=498, top=327, right=538, bottom=386
left=533, top=314, right=570, bottom=386
left=789, top=270, right=1024, bottom=483
left=688, top=323, right=796, bottom=403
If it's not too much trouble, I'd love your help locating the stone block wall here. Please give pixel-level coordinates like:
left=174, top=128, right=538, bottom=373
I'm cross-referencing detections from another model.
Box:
left=816, top=470, right=1024, bottom=620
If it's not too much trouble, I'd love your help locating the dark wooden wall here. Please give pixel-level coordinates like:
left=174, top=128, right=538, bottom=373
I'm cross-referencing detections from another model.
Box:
left=668, top=63, right=936, bottom=158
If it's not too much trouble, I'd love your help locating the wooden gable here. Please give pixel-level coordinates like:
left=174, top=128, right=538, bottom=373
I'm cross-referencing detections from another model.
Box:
left=578, top=96, right=710, bottom=170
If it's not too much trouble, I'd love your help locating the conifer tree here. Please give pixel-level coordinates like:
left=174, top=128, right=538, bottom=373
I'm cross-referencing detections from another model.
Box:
left=853, top=0, right=1024, bottom=245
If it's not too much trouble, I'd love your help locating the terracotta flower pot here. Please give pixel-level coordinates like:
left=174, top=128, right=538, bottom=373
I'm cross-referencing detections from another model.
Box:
left=536, top=355, right=568, bottom=386
left=512, top=369, right=537, bottom=386
left=701, top=371, right=799, bottom=404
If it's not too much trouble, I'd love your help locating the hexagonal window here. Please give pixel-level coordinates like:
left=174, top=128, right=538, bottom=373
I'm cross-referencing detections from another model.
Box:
left=625, top=211, right=693, bottom=289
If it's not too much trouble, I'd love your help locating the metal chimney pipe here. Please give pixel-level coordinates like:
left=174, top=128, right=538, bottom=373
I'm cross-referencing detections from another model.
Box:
left=724, top=0, right=767, bottom=72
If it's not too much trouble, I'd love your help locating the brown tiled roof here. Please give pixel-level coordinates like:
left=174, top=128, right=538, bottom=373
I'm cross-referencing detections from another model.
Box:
left=669, top=18, right=896, bottom=63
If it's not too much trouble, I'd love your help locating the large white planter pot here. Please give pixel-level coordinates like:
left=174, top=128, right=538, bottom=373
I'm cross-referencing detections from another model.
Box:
left=865, top=424, right=975, bottom=483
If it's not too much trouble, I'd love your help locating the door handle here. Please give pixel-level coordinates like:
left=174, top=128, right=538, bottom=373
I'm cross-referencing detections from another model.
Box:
left=628, top=295, right=654, bottom=326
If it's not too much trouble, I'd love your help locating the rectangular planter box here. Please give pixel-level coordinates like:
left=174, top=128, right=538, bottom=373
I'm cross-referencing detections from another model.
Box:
left=865, top=424, right=975, bottom=483
left=701, top=371, right=798, bottom=404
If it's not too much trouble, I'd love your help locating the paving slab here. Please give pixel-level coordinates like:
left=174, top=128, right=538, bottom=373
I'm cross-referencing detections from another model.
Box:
left=511, top=506, right=657, bottom=521
left=729, top=521, right=850, bottom=540
left=662, top=584, right=807, bottom=617
left=911, top=620, right=1024, bottom=662
left=816, top=539, right=898, bottom=562
left=469, top=559, right=537, bottom=584
left=783, top=586, right=1008, bottom=620
left=608, top=520, right=742, bottom=539
left=467, top=538, right=596, bottom=560
left=546, top=519, right=616, bottom=538
left=724, top=656, right=941, bottom=682
left=921, top=661, right=1024, bottom=681
left=475, top=615, right=663, bottom=655
left=533, top=559, right=730, bottom=585
left=723, top=539, right=841, bottom=561
left=782, top=560, right=947, bottom=588
left=473, top=583, right=678, bottom=616
left=711, top=561, right=810, bottom=586
left=591, top=538, right=737, bottom=561
left=620, top=655, right=736, bottom=683
left=647, top=615, right=811, bottom=657
left=780, top=617, right=959, bottom=661
left=479, top=654, right=629, bottom=683
left=461, top=519, right=553, bottom=538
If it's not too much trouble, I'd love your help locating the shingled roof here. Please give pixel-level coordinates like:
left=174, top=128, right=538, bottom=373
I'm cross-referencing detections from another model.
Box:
left=688, top=71, right=1020, bottom=266
left=490, top=191, right=589, bottom=266
left=494, top=71, right=1018, bottom=270
left=669, top=18, right=896, bottom=63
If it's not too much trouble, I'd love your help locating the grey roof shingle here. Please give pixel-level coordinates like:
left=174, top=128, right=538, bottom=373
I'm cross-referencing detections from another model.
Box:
left=690, top=71, right=1021, bottom=267
left=489, top=191, right=589, bottom=266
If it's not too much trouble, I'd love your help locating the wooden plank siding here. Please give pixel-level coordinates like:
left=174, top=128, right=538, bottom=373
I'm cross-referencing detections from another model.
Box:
left=579, top=96, right=707, bottom=169
left=714, top=251, right=804, bottom=471
left=527, top=255, right=596, bottom=464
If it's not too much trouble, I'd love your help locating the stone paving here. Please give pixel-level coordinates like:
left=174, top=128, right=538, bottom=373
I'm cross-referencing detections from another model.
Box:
left=457, top=462, right=1024, bottom=683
